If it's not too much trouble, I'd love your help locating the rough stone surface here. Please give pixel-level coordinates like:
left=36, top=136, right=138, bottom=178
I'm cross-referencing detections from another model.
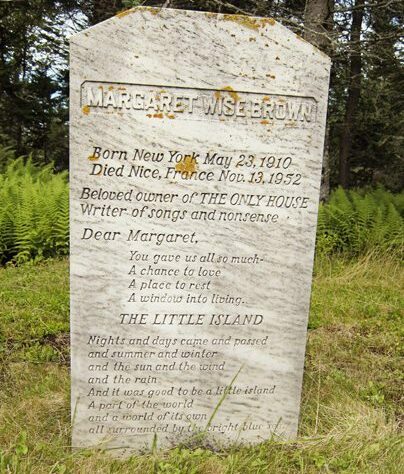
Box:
left=70, top=7, right=330, bottom=454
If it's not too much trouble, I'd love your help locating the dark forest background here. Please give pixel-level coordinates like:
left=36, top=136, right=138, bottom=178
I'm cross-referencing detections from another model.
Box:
left=0, top=0, right=402, bottom=195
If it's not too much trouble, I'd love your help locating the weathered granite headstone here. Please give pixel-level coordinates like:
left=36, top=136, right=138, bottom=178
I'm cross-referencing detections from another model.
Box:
left=70, top=7, right=330, bottom=454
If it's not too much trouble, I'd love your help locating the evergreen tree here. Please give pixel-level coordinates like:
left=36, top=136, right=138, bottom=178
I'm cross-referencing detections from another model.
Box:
left=0, top=1, right=82, bottom=169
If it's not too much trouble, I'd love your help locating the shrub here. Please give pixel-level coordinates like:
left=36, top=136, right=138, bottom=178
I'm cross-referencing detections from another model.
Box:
left=0, top=157, right=69, bottom=264
left=0, top=151, right=402, bottom=264
left=317, top=187, right=403, bottom=257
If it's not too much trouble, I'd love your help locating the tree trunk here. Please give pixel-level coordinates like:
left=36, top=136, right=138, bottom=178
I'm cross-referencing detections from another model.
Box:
left=339, top=0, right=365, bottom=188
left=304, top=0, right=334, bottom=201
left=304, top=0, right=333, bottom=49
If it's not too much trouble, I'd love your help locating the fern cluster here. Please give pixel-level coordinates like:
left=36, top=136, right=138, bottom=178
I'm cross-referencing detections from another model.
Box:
left=317, top=187, right=404, bottom=257
left=0, top=157, right=69, bottom=264
left=0, top=154, right=402, bottom=264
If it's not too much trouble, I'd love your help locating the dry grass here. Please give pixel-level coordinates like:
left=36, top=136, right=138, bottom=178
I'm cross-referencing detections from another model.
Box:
left=0, top=255, right=403, bottom=473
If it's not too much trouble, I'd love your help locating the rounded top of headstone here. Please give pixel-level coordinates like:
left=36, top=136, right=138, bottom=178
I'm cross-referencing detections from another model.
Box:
left=70, top=6, right=330, bottom=113
left=70, top=7, right=330, bottom=65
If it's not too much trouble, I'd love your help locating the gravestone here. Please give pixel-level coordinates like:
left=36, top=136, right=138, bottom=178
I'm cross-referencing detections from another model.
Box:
left=70, top=7, right=330, bottom=454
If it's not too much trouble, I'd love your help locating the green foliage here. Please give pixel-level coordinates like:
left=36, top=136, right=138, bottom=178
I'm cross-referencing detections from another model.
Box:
left=0, top=156, right=68, bottom=265
left=0, top=431, right=29, bottom=474
left=122, top=0, right=142, bottom=8
left=0, top=153, right=402, bottom=265
left=0, top=146, right=16, bottom=173
left=317, top=187, right=404, bottom=257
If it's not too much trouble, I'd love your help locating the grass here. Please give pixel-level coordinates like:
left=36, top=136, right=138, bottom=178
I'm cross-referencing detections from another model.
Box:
left=0, top=255, right=403, bottom=473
